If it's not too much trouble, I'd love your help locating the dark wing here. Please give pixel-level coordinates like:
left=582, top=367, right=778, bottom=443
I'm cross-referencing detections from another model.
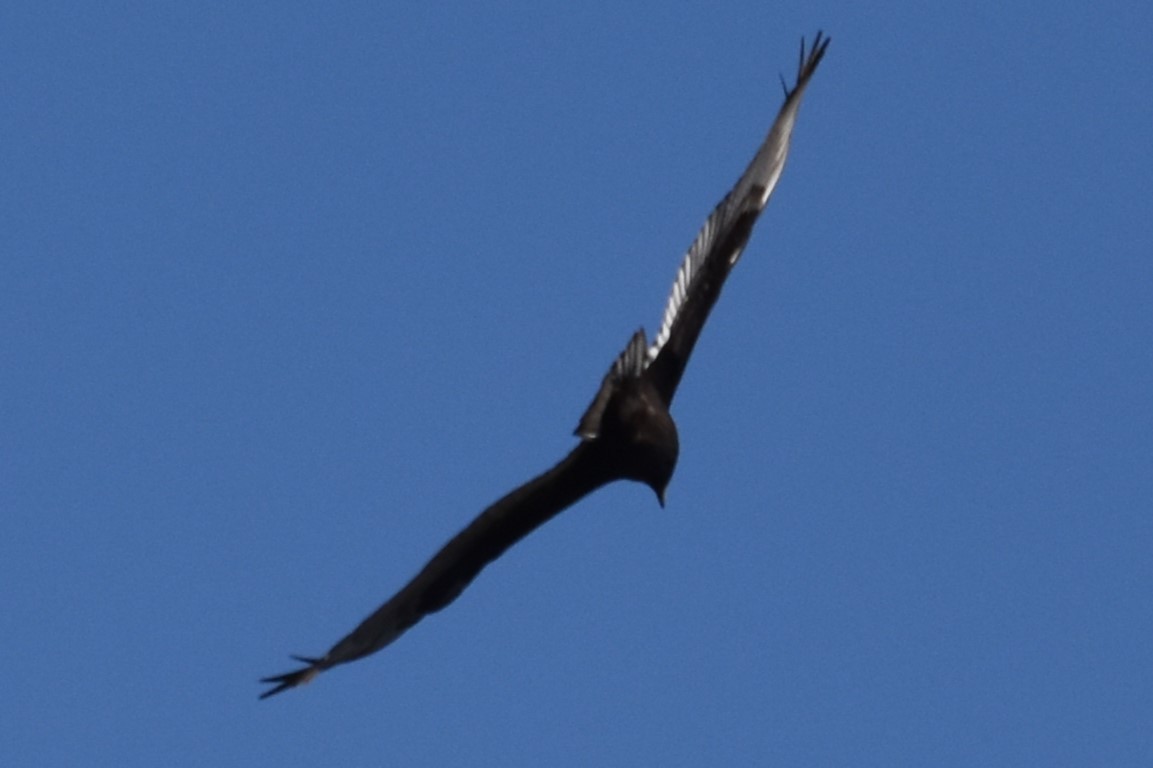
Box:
left=574, top=328, right=648, bottom=440
left=260, top=441, right=615, bottom=698
left=643, top=32, right=829, bottom=405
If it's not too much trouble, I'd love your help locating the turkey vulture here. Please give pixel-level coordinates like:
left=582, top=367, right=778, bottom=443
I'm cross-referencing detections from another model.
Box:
left=261, top=32, right=829, bottom=699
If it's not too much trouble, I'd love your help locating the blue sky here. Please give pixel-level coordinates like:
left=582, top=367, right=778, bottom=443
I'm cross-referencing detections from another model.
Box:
left=3, top=2, right=1152, bottom=765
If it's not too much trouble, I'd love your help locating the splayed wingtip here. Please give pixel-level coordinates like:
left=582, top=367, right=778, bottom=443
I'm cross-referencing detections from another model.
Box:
left=259, top=658, right=322, bottom=700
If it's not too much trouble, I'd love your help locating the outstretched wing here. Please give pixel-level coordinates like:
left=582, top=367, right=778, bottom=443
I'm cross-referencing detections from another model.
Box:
left=644, top=32, right=829, bottom=405
left=260, top=442, right=615, bottom=698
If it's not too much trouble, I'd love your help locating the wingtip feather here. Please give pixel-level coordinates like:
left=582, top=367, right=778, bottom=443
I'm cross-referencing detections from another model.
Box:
left=259, top=657, right=323, bottom=700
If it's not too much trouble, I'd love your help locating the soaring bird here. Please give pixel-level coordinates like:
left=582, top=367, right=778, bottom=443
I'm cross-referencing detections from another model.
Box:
left=261, top=32, right=829, bottom=699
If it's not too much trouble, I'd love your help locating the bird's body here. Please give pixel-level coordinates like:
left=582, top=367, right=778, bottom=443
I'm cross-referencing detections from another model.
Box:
left=262, top=32, right=829, bottom=699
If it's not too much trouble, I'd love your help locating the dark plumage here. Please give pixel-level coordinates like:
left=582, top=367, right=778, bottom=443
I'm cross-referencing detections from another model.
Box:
left=261, top=32, right=829, bottom=699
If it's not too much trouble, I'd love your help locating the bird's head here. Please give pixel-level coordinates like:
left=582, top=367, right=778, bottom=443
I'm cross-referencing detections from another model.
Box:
left=603, top=379, right=679, bottom=508
left=652, top=471, right=672, bottom=509
left=644, top=427, right=678, bottom=509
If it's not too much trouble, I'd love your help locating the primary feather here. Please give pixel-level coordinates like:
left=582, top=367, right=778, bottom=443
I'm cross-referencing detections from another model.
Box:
left=644, top=32, right=829, bottom=404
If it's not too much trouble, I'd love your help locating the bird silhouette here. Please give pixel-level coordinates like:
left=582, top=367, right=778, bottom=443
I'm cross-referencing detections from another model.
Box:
left=261, top=32, right=829, bottom=699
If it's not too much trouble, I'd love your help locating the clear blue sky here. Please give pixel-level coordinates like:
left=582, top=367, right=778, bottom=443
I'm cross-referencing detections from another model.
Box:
left=3, top=3, right=1151, bottom=765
